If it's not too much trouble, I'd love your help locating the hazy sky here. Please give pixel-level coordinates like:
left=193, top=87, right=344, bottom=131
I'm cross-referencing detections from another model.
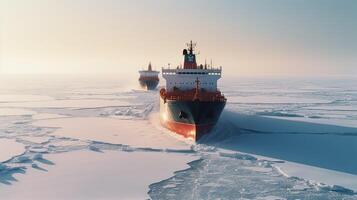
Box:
left=1, top=0, right=356, bottom=76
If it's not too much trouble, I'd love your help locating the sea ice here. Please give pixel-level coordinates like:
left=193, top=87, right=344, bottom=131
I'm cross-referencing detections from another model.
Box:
left=18, top=136, right=51, bottom=144
left=0, top=108, right=36, bottom=116
left=149, top=153, right=355, bottom=199
left=274, top=161, right=357, bottom=191
left=0, top=94, right=53, bottom=102
left=1, top=76, right=357, bottom=199
left=0, top=139, right=26, bottom=163
left=0, top=99, right=136, bottom=109
left=0, top=150, right=197, bottom=200
left=33, top=117, right=190, bottom=150
left=228, top=95, right=331, bottom=104
left=32, top=113, right=69, bottom=120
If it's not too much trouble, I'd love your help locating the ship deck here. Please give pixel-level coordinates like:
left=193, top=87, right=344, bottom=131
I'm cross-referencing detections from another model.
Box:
left=160, top=88, right=226, bottom=102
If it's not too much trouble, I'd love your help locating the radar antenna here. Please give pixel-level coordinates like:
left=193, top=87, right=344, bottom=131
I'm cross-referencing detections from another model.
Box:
left=186, top=40, right=196, bottom=54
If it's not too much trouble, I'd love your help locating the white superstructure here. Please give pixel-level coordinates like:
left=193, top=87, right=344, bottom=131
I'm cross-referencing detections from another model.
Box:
left=162, top=67, right=222, bottom=92
left=139, top=71, right=160, bottom=77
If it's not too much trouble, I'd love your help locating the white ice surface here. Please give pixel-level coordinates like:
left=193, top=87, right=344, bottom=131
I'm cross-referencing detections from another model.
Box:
left=32, top=113, right=69, bottom=120
left=0, top=108, right=36, bottom=116
left=68, top=94, right=128, bottom=100
left=209, top=111, right=357, bottom=192
left=228, top=95, right=331, bottom=104
left=274, top=161, right=357, bottom=191
left=256, top=196, right=286, bottom=200
left=0, top=99, right=135, bottom=109
left=307, top=105, right=357, bottom=111
left=0, top=150, right=197, bottom=200
left=0, top=139, right=26, bottom=162
left=18, top=136, right=51, bottom=144
left=267, top=115, right=357, bottom=129
left=0, top=94, right=53, bottom=102
left=1, top=76, right=357, bottom=199
left=221, top=111, right=357, bottom=134
left=47, top=139, right=87, bottom=147
left=33, top=117, right=189, bottom=150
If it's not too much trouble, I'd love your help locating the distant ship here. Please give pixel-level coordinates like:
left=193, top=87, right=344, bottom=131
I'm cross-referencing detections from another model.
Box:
left=160, top=41, right=226, bottom=141
left=138, top=62, right=160, bottom=90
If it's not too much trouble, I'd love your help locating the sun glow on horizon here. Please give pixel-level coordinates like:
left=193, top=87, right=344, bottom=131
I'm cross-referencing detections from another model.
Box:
left=1, top=0, right=356, bottom=76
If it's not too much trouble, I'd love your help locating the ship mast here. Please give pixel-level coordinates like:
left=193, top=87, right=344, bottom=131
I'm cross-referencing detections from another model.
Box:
left=148, top=62, right=152, bottom=71
left=187, top=40, right=196, bottom=54
left=183, top=40, right=198, bottom=69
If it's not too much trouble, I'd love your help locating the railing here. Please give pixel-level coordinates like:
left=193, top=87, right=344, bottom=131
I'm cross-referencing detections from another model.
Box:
left=160, top=88, right=226, bottom=102
left=162, top=68, right=222, bottom=76
left=162, top=66, right=222, bottom=72
left=139, top=76, right=159, bottom=81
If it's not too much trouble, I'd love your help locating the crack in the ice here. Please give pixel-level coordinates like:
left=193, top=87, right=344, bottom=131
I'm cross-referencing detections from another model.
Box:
left=89, top=141, right=195, bottom=154
left=148, top=152, right=357, bottom=199
left=238, top=128, right=357, bottom=136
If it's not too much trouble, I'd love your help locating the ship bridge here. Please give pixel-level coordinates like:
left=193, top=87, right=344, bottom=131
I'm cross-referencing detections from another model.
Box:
left=162, top=67, right=222, bottom=92
left=162, top=41, right=222, bottom=92
left=139, top=62, right=160, bottom=77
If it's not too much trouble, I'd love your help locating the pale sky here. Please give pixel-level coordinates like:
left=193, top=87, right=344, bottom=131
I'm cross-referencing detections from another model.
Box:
left=1, top=0, right=356, bottom=77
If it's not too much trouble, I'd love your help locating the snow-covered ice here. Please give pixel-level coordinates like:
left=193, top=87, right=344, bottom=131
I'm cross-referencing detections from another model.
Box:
left=0, top=94, right=53, bottom=102
left=0, top=150, right=197, bottom=200
left=228, top=95, right=331, bottom=104
left=0, top=139, right=26, bottom=162
left=274, top=161, right=357, bottom=192
left=0, top=99, right=135, bottom=109
left=18, top=136, right=51, bottom=144
left=1, top=75, right=357, bottom=199
left=0, top=108, right=36, bottom=116
left=33, top=117, right=190, bottom=150
left=32, top=113, right=69, bottom=120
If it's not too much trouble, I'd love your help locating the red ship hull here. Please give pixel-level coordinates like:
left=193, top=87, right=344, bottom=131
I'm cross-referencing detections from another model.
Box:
left=161, top=120, right=215, bottom=140
left=159, top=89, right=226, bottom=141
left=159, top=41, right=226, bottom=141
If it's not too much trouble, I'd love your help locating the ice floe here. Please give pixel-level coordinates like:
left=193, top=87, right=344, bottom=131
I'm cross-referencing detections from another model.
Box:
left=0, top=94, right=53, bottom=102
left=17, top=136, right=51, bottom=144
left=33, top=117, right=190, bottom=150
left=228, top=95, right=331, bottom=104
left=1, top=76, right=357, bottom=199
left=0, top=150, right=197, bottom=199
left=149, top=153, right=356, bottom=199
left=274, top=161, right=357, bottom=191
left=0, top=99, right=136, bottom=109
left=32, top=113, right=69, bottom=120
left=0, top=108, right=36, bottom=116
left=0, top=139, right=26, bottom=163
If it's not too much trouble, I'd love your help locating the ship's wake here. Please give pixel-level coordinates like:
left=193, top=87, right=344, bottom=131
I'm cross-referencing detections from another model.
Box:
left=1, top=76, right=357, bottom=199
left=149, top=110, right=357, bottom=199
